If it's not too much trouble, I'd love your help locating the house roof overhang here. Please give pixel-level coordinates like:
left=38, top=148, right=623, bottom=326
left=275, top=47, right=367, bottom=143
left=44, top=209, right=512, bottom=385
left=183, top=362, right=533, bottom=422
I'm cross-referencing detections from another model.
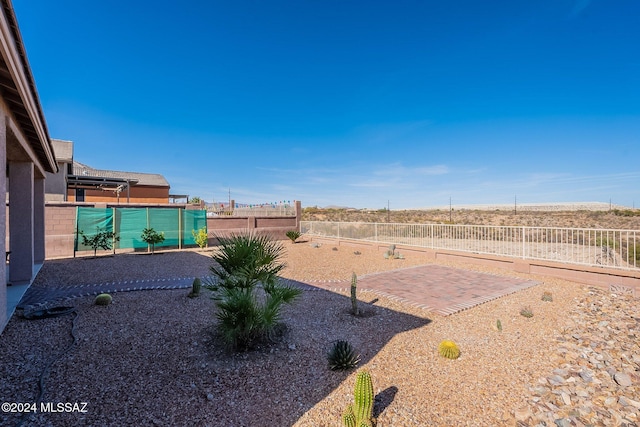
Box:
left=0, top=0, right=57, bottom=176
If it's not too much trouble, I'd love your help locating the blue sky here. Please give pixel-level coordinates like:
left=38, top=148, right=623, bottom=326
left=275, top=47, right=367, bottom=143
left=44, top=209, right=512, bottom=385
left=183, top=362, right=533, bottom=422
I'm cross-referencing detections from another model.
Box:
left=13, top=0, right=640, bottom=209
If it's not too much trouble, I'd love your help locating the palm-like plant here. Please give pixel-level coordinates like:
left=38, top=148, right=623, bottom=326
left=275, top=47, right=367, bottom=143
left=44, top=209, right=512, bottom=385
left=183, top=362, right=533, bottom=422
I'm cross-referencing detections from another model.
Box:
left=207, top=233, right=301, bottom=350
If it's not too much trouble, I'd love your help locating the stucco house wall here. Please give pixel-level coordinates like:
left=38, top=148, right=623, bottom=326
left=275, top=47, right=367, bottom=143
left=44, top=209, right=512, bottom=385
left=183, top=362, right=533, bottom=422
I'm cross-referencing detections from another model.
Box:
left=1, top=0, right=58, bottom=332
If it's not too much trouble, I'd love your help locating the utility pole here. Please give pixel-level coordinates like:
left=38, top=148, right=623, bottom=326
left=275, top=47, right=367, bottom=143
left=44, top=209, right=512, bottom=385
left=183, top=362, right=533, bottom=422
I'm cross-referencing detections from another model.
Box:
left=514, top=195, right=517, bottom=215
left=449, top=197, right=452, bottom=223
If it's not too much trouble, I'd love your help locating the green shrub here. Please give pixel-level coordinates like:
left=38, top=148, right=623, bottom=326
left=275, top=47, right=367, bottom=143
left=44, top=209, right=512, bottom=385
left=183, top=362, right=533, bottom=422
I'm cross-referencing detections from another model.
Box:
left=141, top=228, right=165, bottom=254
left=285, top=230, right=301, bottom=243
left=192, top=227, right=208, bottom=249
left=520, top=306, right=534, bottom=318
left=496, top=319, right=502, bottom=332
left=541, top=291, right=553, bottom=302
left=206, top=233, right=302, bottom=350
left=328, top=340, right=360, bottom=371
left=94, top=293, right=112, bottom=306
left=79, top=227, right=119, bottom=258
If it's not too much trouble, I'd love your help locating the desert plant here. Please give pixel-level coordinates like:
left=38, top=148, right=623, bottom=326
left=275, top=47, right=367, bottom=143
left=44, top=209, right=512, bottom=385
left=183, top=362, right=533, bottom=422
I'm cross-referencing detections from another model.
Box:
left=350, top=272, right=359, bottom=315
left=496, top=319, right=502, bottom=332
left=383, top=244, right=404, bottom=260
left=79, top=227, right=119, bottom=258
left=206, top=232, right=302, bottom=350
left=383, top=244, right=396, bottom=259
left=328, top=340, right=360, bottom=371
left=141, top=227, right=165, bottom=254
left=541, top=291, right=553, bottom=302
left=438, top=340, right=460, bottom=359
left=94, top=293, right=112, bottom=306
left=332, top=247, right=338, bottom=251
left=192, top=227, right=208, bottom=249
left=353, top=251, right=361, bottom=255
left=285, top=230, right=301, bottom=243
left=342, top=370, right=374, bottom=427
left=520, top=306, right=534, bottom=318
left=188, top=277, right=202, bottom=298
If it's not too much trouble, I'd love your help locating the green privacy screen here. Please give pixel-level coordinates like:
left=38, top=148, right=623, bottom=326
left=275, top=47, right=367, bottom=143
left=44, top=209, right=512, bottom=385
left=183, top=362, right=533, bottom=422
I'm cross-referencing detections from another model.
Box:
left=75, top=207, right=114, bottom=252
left=75, top=207, right=207, bottom=252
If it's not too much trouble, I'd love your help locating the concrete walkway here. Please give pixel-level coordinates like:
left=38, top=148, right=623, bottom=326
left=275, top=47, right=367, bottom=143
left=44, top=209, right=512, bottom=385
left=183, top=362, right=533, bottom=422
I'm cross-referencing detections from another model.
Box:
left=306, top=264, right=539, bottom=316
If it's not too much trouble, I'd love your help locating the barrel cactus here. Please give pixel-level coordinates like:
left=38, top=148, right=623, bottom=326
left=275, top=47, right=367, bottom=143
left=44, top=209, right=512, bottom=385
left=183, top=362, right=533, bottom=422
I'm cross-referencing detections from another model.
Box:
left=438, top=340, right=460, bottom=359
left=342, top=370, right=374, bottom=427
left=94, top=293, right=112, bottom=306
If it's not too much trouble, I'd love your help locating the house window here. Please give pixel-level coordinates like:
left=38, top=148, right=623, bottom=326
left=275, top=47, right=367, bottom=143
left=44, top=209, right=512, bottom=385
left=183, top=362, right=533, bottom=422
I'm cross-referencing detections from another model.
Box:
left=76, top=188, right=85, bottom=202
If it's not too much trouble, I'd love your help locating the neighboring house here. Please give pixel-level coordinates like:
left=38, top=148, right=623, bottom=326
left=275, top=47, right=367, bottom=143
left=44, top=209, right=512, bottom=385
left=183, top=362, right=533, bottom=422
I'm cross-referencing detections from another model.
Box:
left=68, top=162, right=170, bottom=204
left=44, top=138, right=73, bottom=201
left=44, top=139, right=171, bottom=204
left=1, top=0, right=58, bottom=330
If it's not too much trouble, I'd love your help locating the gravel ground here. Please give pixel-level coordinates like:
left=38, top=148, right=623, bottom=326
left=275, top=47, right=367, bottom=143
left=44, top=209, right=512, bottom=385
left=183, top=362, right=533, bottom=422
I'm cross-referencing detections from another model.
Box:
left=0, top=242, right=634, bottom=426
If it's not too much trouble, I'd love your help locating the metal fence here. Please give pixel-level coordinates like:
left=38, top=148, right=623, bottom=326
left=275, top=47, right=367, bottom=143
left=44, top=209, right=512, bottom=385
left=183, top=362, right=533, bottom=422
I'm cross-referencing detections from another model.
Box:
left=207, top=205, right=296, bottom=217
left=300, top=221, right=640, bottom=271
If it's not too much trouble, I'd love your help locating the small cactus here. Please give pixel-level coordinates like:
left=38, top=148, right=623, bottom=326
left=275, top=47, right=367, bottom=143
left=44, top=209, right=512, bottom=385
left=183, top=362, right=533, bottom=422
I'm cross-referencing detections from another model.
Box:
left=94, top=293, right=112, bottom=306
left=350, top=272, right=359, bottom=315
left=328, top=340, right=360, bottom=371
left=342, top=370, right=374, bottom=427
left=384, top=244, right=397, bottom=259
left=342, top=406, right=357, bottom=427
left=541, top=291, right=553, bottom=302
left=438, top=340, right=460, bottom=359
left=496, top=319, right=502, bottom=332
left=188, top=277, right=201, bottom=298
left=520, top=306, right=534, bottom=318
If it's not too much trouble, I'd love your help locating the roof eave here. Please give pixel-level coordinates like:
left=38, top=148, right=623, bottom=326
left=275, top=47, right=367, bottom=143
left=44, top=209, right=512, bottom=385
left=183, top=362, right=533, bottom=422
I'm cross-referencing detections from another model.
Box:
left=0, top=0, right=57, bottom=174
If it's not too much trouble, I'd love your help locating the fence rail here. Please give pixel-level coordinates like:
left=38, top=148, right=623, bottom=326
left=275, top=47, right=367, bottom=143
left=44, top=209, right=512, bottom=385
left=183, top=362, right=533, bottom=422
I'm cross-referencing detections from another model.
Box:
left=300, top=221, right=640, bottom=271
left=207, top=205, right=296, bottom=217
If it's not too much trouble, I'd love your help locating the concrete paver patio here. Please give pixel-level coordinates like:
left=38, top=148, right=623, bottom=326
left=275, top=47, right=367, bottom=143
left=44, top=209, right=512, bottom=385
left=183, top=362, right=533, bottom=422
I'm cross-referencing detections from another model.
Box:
left=307, top=264, right=539, bottom=316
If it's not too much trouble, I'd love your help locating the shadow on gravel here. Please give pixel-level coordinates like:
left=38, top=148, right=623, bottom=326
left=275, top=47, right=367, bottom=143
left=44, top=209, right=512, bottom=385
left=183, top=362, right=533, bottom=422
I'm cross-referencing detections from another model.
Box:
left=1, top=254, right=431, bottom=427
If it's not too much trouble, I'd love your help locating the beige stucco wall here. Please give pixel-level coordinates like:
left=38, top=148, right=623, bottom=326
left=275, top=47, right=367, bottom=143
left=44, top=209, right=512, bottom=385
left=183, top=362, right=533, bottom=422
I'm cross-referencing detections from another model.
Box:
left=0, top=102, right=8, bottom=330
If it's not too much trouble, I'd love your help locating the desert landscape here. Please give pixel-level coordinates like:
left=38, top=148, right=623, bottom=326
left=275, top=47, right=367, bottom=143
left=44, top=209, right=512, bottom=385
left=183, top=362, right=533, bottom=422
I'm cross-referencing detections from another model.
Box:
left=301, top=204, right=640, bottom=230
left=0, top=231, right=638, bottom=426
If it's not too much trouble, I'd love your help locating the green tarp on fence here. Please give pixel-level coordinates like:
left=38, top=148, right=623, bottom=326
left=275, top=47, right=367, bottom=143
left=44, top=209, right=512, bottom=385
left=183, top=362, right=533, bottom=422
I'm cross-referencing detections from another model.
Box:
left=75, top=207, right=207, bottom=252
